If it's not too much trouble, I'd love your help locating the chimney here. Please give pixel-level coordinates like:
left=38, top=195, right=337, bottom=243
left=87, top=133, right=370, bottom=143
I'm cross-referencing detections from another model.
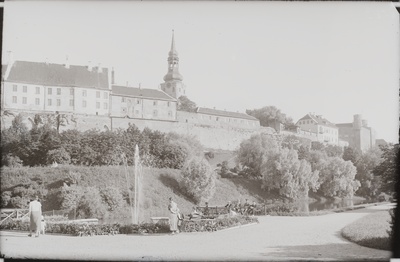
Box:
left=65, top=55, right=70, bottom=69
left=111, top=67, right=115, bottom=84
left=97, top=63, right=102, bottom=73
left=5, top=51, right=13, bottom=65
left=362, top=119, right=368, bottom=127
left=88, top=61, right=92, bottom=71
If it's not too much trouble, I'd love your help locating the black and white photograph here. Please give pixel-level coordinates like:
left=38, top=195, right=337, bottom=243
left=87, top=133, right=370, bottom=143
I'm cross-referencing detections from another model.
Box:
left=0, top=1, right=399, bottom=261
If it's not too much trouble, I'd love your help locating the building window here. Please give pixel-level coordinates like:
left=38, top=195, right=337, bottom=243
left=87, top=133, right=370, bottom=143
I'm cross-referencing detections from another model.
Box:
left=137, top=99, right=140, bottom=104
left=35, top=98, right=40, bottom=105
left=12, top=85, right=17, bottom=92
left=48, top=99, right=52, bottom=106
left=104, top=102, right=108, bottom=109
left=82, top=100, right=87, bottom=107
left=135, top=110, right=139, bottom=115
left=216, top=117, right=219, bottom=121
left=23, top=86, right=27, bottom=93
left=96, top=91, right=100, bottom=98
left=36, top=86, right=40, bottom=94
left=82, top=90, right=87, bottom=97
left=122, top=97, right=126, bottom=102
left=153, top=110, right=158, bottom=117
left=104, top=92, right=108, bottom=99
left=96, top=102, right=100, bottom=109
left=48, top=88, right=52, bottom=95
left=57, top=99, right=61, bottom=106
left=153, top=101, right=157, bottom=106
left=57, top=88, right=61, bottom=95
left=168, top=111, right=172, bottom=117
left=70, top=88, right=74, bottom=95
left=167, top=101, right=170, bottom=107
left=122, top=107, right=127, bottom=113
left=69, top=99, right=74, bottom=106
left=12, top=96, right=17, bottom=103
left=22, top=97, right=27, bottom=104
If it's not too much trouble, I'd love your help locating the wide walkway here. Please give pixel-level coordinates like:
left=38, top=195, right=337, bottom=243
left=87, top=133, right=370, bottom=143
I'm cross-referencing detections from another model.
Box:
left=0, top=203, right=394, bottom=261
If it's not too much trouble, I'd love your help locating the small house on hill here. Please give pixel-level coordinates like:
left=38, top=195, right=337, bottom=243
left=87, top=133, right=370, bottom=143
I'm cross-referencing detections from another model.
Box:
left=296, top=113, right=339, bottom=145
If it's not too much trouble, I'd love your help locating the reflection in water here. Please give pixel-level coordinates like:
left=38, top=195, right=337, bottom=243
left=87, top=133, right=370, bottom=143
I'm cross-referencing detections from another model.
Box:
left=306, top=198, right=369, bottom=212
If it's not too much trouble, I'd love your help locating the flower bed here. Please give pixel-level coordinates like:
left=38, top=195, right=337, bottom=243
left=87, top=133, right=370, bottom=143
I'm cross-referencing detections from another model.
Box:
left=0, top=215, right=258, bottom=236
left=181, top=215, right=258, bottom=233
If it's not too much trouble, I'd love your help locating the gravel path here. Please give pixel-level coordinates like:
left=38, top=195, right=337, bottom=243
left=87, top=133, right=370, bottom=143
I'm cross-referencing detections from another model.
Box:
left=0, top=203, right=394, bottom=261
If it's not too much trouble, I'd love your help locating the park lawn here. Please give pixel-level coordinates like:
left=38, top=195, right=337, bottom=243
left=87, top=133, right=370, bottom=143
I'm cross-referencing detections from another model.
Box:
left=341, top=210, right=392, bottom=250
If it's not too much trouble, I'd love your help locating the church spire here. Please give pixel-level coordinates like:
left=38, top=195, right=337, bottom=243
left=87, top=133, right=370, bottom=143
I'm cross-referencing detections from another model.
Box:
left=169, top=29, right=178, bottom=57
left=164, top=30, right=183, bottom=82
left=160, top=30, right=186, bottom=99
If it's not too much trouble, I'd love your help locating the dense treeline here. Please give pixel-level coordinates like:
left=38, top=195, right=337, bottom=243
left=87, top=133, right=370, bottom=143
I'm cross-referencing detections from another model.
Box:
left=1, top=114, right=204, bottom=168
left=231, top=134, right=397, bottom=201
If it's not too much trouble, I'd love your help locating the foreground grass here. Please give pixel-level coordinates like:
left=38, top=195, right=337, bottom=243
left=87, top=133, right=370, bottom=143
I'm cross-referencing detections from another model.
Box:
left=341, top=210, right=392, bottom=250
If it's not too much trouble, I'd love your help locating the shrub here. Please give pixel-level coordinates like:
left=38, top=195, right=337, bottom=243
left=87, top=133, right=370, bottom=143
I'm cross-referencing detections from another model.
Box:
left=2, top=154, right=23, bottom=168
left=46, top=147, right=71, bottom=165
left=179, top=157, right=217, bottom=204
left=100, top=187, right=125, bottom=211
left=76, top=187, right=107, bottom=219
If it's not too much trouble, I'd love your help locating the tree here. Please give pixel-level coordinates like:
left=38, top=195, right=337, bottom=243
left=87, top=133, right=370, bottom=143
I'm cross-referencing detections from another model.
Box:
left=355, top=146, right=383, bottom=198
left=324, top=145, right=343, bottom=158
left=179, top=157, right=217, bottom=204
left=317, top=157, right=360, bottom=198
left=374, top=144, right=398, bottom=195
left=246, top=106, right=294, bottom=129
left=236, top=134, right=280, bottom=179
left=342, top=146, right=361, bottom=164
left=76, top=187, right=107, bottom=219
left=177, top=96, right=197, bottom=112
left=261, top=148, right=319, bottom=200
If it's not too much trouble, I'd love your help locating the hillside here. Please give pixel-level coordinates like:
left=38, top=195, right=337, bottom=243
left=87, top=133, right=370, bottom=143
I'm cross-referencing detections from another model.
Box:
left=0, top=165, right=277, bottom=223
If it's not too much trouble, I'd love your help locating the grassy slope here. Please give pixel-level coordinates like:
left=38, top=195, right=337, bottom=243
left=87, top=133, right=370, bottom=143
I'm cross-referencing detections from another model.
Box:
left=341, top=210, right=392, bottom=250
left=1, top=165, right=275, bottom=223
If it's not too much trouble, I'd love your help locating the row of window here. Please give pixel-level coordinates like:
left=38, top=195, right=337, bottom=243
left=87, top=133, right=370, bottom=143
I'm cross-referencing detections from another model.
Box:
left=11, top=96, right=108, bottom=109
left=200, top=114, right=256, bottom=125
left=12, top=84, right=109, bottom=99
left=121, top=108, right=173, bottom=118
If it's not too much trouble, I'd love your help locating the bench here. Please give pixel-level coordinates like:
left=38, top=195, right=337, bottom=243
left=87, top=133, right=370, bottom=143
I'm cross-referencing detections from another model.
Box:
left=150, top=217, right=170, bottom=225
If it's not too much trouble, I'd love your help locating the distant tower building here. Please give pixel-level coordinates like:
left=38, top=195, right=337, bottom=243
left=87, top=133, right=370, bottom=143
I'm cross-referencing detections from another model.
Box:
left=160, top=30, right=186, bottom=99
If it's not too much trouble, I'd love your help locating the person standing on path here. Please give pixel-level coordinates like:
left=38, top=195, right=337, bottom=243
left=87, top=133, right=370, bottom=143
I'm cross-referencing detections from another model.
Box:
left=28, top=195, right=42, bottom=237
left=168, top=197, right=179, bottom=234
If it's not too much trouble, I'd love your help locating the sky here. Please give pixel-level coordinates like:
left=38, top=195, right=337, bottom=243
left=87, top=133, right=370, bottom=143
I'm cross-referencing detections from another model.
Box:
left=2, top=1, right=399, bottom=143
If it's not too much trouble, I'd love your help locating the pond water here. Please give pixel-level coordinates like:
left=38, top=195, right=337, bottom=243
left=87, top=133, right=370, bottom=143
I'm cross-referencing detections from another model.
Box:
left=296, top=198, right=375, bottom=213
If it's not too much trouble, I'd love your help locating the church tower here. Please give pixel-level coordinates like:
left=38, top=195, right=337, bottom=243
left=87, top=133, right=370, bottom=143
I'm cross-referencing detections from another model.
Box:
left=160, top=30, right=186, bottom=99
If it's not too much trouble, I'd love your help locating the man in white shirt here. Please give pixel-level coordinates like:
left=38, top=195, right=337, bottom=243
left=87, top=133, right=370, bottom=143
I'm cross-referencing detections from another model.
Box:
left=28, top=195, right=42, bottom=237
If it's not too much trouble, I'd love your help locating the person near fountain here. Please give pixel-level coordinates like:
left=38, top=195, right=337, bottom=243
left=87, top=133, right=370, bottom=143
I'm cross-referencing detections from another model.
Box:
left=168, top=197, right=180, bottom=234
left=188, top=206, right=202, bottom=220
left=28, top=195, right=42, bottom=237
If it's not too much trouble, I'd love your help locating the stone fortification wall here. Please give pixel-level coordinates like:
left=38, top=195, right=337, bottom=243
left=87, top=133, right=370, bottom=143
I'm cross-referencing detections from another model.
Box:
left=111, top=116, right=258, bottom=150
left=177, top=111, right=259, bottom=130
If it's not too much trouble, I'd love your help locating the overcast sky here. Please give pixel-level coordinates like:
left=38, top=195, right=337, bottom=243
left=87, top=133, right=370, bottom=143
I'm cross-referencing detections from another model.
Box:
left=2, top=1, right=399, bottom=143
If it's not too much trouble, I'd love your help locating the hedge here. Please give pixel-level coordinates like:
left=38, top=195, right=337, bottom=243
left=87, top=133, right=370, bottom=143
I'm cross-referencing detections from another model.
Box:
left=0, top=215, right=258, bottom=236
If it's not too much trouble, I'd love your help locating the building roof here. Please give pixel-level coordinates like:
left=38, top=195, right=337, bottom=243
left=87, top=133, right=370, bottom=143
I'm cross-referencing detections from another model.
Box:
left=112, top=85, right=176, bottom=101
left=196, top=107, right=258, bottom=121
left=1, top=65, right=8, bottom=80
left=336, top=123, right=353, bottom=128
left=5, top=61, right=109, bottom=89
left=297, top=114, right=338, bottom=128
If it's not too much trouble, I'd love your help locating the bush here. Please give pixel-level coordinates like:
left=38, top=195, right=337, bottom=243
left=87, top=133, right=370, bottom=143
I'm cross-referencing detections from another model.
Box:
left=2, top=154, right=23, bottom=167
left=100, top=187, right=125, bottom=211
left=179, top=157, right=217, bottom=204
left=46, top=147, right=71, bottom=165
left=181, top=215, right=258, bottom=232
